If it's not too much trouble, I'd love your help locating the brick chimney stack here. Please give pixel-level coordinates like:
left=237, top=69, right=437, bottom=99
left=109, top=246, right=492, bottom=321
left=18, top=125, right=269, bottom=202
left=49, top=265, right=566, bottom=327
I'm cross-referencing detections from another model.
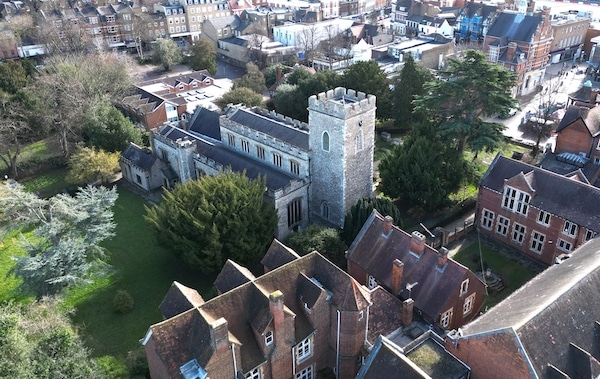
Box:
left=437, top=247, right=449, bottom=268
left=401, top=298, right=414, bottom=326
left=210, top=317, right=229, bottom=353
left=507, top=42, right=517, bottom=62
left=409, top=231, right=426, bottom=256
left=269, top=290, right=284, bottom=344
left=391, top=259, right=404, bottom=296
left=383, top=215, right=394, bottom=235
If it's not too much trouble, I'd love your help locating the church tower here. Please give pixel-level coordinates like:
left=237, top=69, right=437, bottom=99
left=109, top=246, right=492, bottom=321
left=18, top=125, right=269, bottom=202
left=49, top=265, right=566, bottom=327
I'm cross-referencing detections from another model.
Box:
left=308, top=87, right=376, bottom=228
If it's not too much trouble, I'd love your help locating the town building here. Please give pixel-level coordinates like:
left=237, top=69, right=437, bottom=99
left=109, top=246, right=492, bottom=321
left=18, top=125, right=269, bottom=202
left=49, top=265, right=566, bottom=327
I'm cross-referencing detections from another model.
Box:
left=549, top=14, right=588, bottom=65
left=475, top=152, right=600, bottom=265
left=445, top=235, right=600, bottom=379
left=346, top=210, right=487, bottom=331
left=483, top=8, right=553, bottom=97
left=453, top=1, right=497, bottom=43
left=121, top=87, right=376, bottom=237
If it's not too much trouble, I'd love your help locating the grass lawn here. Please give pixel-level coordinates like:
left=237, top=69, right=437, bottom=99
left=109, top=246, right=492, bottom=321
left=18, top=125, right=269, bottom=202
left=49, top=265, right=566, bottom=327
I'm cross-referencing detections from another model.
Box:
left=0, top=230, right=28, bottom=303
left=20, top=168, right=72, bottom=198
left=452, top=240, right=537, bottom=309
left=64, top=185, right=217, bottom=360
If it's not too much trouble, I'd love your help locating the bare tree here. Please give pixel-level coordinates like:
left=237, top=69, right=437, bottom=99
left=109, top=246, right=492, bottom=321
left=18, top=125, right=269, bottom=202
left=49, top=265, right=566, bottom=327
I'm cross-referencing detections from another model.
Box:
left=131, top=11, right=151, bottom=60
left=35, top=9, right=91, bottom=55
left=297, top=24, right=320, bottom=67
left=0, top=92, right=32, bottom=179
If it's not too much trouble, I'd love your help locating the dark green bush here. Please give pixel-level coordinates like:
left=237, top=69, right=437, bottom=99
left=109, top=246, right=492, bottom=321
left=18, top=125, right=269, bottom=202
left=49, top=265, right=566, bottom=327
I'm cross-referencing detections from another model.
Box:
left=113, top=290, right=134, bottom=314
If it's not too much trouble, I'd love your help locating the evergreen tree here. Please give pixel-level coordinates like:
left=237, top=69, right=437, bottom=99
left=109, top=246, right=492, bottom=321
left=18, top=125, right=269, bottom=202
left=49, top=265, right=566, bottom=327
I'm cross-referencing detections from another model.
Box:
left=392, top=55, right=433, bottom=131
left=414, top=50, right=517, bottom=155
left=378, top=121, right=465, bottom=212
left=82, top=101, right=143, bottom=153
left=342, top=197, right=402, bottom=246
left=188, top=40, right=217, bottom=74
left=273, top=84, right=307, bottom=121
left=145, top=171, right=278, bottom=273
left=0, top=183, right=117, bottom=297
left=341, top=60, right=392, bottom=119
left=283, top=224, right=347, bottom=265
left=0, top=60, right=29, bottom=94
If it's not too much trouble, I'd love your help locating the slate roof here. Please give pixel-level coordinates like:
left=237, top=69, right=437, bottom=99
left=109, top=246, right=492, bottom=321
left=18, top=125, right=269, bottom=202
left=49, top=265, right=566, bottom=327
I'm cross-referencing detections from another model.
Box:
left=462, top=2, right=497, bottom=19
left=480, top=153, right=600, bottom=231
left=159, top=281, right=205, bottom=320
left=260, top=239, right=301, bottom=272
left=486, top=12, right=542, bottom=42
left=538, top=152, right=600, bottom=183
left=225, top=107, right=309, bottom=150
left=120, top=143, right=157, bottom=170
left=187, top=107, right=222, bottom=142
left=214, top=259, right=257, bottom=294
left=346, top=210, right=482, bottom=323
left=205, top=15, right=240, bottom=30
left=459, top=236, right=600, bottom=378
left=149, top=251, right=371, bottom=376
left=555, top=105, right=600, bottom=136
left=158, top=124, right=299, bottom=192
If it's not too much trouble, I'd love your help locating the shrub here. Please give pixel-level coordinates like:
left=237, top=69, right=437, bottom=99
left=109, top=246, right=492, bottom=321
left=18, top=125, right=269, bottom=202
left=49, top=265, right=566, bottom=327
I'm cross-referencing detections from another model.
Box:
left=113, top=290, right=134, bottom=314
left=126, top=348, right=150, bottom=378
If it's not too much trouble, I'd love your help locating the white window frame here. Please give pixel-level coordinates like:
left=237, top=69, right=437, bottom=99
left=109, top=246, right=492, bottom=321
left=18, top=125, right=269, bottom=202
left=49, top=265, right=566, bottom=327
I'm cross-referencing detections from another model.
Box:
left=296, top=337, right=312, bottom=363
left=502, top=186, right=530, bottom=216
left=265, top=330, right=273, bottom=346
left=246, top=368, right=260, bottom=379
left=481, top=209, right=494, bottom=230
left=530, top=231, right=545, bottom=254
left=496, top=216, right=509, bottom=237
left=440, top=308, right=453, bottom=328
left=489, top=45, right=499, bottom=62
left=584, top=229, right=596, bottom=242
left=557, top=238, right=572, bottom=252
left=512, top=222, right=526, bottom=245
left=463, top=293, right=475, bottom=316
left=295, top=365, right=313, bottom=379
left=537, top=210, right=551, bottom=226
left=459, top=279, right=468, bottom=296
left=562, top=220, right=578, bottom=238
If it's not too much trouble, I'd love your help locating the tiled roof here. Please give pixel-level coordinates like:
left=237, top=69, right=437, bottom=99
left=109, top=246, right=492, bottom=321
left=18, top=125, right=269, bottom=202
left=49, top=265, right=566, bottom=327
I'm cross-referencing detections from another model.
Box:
left=347, top=210, right=480, bottom=322
left=214, top=259, right=256, bottom=294
left=225, top=107, right=309, bottom=150
left=356, top=335, right=429, bottom=379
left=260, top=239, right=301, bottom=271
left=205, top=15, right=240, bottom=30
left=366, top=287, right=404, bottom=343
left=486, top=12, right=542, bottom=42
left=480, top=153, right=600, bottom=231
left=460, top=236, right=600, bottom=378
left=150, top=251, right=371, bottom=376
left=120, top=143, right=157, bottom=170
left=159, top=281, right=205, bottom=319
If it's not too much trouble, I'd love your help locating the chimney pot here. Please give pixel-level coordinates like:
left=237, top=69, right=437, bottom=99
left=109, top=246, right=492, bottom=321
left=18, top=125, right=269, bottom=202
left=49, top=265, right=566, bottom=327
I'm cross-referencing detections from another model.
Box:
left=391, top=259, right=404, bottom=296
left=437, top=247, right=449, bottom=268
left=210, top=317, right=229, bottom=353
left=401, top=298, right=414, bottom=326
left=409, top=231, right=426, bottom=256
left=383, top=215, right=394, bottom=235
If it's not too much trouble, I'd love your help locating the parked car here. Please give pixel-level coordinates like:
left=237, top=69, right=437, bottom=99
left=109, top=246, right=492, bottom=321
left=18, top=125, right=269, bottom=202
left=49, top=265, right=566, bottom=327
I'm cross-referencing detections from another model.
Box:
left=499, top=107, right=518, bottom=119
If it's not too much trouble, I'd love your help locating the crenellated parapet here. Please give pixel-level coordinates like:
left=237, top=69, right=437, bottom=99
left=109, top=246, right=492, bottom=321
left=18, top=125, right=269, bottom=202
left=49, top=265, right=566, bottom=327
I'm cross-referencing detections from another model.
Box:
left=254, top=108, right=309, bottom=131
left=308, top=87, right=376, bottom=119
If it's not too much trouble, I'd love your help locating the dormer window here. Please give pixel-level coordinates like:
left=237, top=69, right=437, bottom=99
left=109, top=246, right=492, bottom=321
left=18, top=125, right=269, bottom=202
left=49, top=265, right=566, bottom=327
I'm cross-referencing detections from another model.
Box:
left=459, top=279, right=469, bottom=296
left=304, top=302, right=311, bottom=314
left=265, top=330, right=273, bottom=346
left=502, top=186, right=530, bottom=216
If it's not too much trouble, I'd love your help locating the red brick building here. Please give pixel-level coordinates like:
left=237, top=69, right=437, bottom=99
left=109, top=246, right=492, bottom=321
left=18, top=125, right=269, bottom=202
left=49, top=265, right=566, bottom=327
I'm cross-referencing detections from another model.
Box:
left=143, top=240, right=407, bottom=379
left=483, top=8, right=553, bottom=97
left=445, top=236, right=600, bottom=379
left=476, top=153, right=600, bottom=265
left=346, top=210, right=487, bottom=331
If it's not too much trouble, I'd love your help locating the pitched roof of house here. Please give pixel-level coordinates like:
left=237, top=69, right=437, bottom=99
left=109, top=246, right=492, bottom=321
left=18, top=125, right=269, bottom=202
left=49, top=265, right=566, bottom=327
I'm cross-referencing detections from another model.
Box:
left=214, top=259, right=257, bottom=294
left=148, top=251, right=371, bottom=376
left=461, top=2, right=497, bottom=19
left=458, top=236, right=600, bottom=378
left=159, top=281, right=205, bottom=319
left=120, top=143, right=157, bottom=170
left=555, top=104, right=600, bottom=137
left=366, top=287, right=404, bottom=343
left=346, top=210, right=481, bottom=322
left=356, top=335, right=431, bottom=379
left=205, top=15, right=240, bottom=30
left=224, top=107, right=309, bottom=151
left=260, top=238, right=301, bottom=272
left=187, top=107, right=222, bottom=142
left=480, top=153, right=600, bottom=231
left=486, top=12, right=542, bottom=42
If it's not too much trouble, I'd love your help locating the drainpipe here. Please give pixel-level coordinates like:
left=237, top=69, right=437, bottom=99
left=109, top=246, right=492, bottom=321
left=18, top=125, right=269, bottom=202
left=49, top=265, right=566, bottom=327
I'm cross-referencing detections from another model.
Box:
left=364, top=305, right=370, bottom=343
left=336, top=309, right=341, bottom=379
left=232, top=344, right=238, bottom=375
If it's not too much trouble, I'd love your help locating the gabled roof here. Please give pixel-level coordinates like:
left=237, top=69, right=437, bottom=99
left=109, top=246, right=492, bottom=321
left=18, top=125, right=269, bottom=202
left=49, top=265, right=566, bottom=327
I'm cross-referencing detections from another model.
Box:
left=486, top=12, right=542, bottom=43
left=149, top=250, right=371, bottom=376
left=459, top=236, right=600, bottom=378
left=461, top=2, right=497, bottom=19
left=556, top=104, right=600, bottom=136
left=260, top=238, right=301, bottom=271
left=346, top=210, right=481, bottom=322
left=187, top=107, right=222, bottom=142
left=159, top=281, right=205, bottom=319
left=356, top=335, right=431, bottom=379
left=120, top=143, right=157, bottom=170
left=214, top=260, right=257, bottom=294
left=480, top=153, right=600, bottom=231
left=205, top=14, right=240, bottom=30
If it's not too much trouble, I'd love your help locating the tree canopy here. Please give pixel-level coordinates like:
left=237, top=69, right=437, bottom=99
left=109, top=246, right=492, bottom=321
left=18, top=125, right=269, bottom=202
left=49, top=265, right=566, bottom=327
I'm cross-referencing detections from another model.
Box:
left=153, top=38, right=182, bottom=71
left=145, top=171, right=278, bottom=273
left=216, top=87, right=264, bottom=108
left=66, top=147, right=120, bottom=185
left=392, top=55, right=433, bottom=131
left=378, top=121, right=465, bottom=212
left=0, top=61, right=29, bottom=94
left=341, top=196, right=402, bottom=246
left=233, top=62, right=267, bottom=94
left=283, top=224, right=347, bottom=265
left=414, top=50, right=517, bottom=154
left=0, top=183, right=117, bottom=297
left=188, top=40, right=217, bottom=74
left=82, top=101, right=143, bottom=152
left=341, top=60, right=392, bottom=119
left=0, top=299, right=107, bottom=379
